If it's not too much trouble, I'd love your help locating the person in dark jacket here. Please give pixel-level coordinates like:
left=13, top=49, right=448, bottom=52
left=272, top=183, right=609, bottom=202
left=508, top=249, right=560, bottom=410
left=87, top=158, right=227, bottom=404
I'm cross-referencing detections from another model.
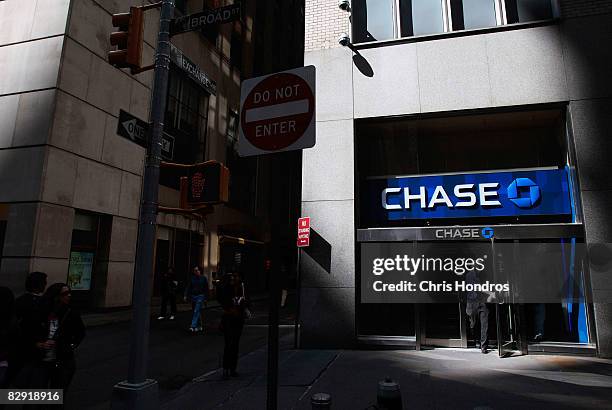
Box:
left=39, top=283, right=86, bottom=395
left=12, top=271, right=47, bottom=387
left=184, top=266, right=209, bottom=332
left=217, top=272, right=248, bottom=378
left=465, top=270, right=495, bottom=354
left=0, top=287, right=18, bottom=388
left=158, top=267, right=178, bottom=320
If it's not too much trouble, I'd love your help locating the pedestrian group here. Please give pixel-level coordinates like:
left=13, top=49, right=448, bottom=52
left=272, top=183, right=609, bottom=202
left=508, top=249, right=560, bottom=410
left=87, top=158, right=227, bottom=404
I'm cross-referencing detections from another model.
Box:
left=0, top=271, right=85, bottom=407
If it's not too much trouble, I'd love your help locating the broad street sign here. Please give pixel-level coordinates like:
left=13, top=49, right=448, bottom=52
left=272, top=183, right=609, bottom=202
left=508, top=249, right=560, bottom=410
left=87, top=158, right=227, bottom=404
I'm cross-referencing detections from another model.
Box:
left=116, top=110, right=175, bottom=160
left=170, top=3, right=241, bottom=36
left=238, top=66, right=316, bottom=157
left=170, top=43, right=216, bottom=95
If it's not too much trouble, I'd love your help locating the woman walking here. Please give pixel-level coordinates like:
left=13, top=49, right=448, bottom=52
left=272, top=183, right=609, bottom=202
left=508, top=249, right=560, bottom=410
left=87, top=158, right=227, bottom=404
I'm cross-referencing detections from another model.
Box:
left=218, top=272, right=248, bottom=378
left=40, top=283, right=86, bottom=396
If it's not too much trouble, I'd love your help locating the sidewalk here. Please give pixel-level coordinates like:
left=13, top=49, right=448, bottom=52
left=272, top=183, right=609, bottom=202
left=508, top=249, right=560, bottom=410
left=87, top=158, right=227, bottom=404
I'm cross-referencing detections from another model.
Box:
left=163, top=343, right=612, bottom=409
left=82, top=293, right=269, bottom=327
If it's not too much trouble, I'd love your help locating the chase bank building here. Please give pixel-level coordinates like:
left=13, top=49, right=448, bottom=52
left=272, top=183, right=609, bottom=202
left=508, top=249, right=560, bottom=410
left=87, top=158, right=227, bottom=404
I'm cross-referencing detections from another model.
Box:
left=299, top=0, right=612, bottom=357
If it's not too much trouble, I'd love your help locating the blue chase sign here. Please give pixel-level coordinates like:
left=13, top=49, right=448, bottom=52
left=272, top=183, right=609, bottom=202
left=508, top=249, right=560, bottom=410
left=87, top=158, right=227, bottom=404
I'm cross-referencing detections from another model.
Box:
left=363, top=168, right=572, bottom=223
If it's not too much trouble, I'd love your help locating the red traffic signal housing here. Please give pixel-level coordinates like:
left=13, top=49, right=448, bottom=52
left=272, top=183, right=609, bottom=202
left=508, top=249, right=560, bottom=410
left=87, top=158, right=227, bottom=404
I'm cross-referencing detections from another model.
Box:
left=186, top=162, right=230, bottom=206
left=108, top=7, right=144, bottom=69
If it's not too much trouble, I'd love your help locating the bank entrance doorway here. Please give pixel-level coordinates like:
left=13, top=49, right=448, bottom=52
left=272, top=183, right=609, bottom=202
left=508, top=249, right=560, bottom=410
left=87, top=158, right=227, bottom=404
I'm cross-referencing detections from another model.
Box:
left=357, top=223, right=595, bottom=357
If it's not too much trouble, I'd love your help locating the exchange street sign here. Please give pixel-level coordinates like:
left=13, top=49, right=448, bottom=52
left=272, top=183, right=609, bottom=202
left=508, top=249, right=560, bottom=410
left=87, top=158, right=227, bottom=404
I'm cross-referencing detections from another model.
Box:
left=116, top=110, right=175, bottom=160
left=238, top=65, right=316, bottom=157
left=170, top=3, right=241, bottom=36
left=170, top=43, right=216, bottom=95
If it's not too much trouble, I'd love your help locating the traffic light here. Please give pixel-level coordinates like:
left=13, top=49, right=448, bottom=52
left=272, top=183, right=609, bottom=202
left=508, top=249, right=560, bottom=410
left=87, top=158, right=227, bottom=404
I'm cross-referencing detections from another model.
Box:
left=108, top=6, right=144, bottom=69
left=186, top=162, right=230, bottom=205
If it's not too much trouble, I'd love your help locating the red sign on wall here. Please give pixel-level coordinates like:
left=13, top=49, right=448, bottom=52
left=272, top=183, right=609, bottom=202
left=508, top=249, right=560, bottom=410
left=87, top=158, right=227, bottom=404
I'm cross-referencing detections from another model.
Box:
left=297, top=217, right=310, bottom=247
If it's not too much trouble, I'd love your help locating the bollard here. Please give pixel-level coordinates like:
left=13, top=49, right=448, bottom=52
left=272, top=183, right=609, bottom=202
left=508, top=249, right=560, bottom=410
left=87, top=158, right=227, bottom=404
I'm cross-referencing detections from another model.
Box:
left=311, top=392, right=332, bottom=409
left=377, top=377, right=402, bottom=410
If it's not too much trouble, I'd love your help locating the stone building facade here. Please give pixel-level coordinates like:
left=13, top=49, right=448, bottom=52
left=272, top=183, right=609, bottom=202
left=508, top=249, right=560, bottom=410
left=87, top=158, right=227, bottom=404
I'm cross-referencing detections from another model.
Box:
left=0, top=0, right=304, bottom=308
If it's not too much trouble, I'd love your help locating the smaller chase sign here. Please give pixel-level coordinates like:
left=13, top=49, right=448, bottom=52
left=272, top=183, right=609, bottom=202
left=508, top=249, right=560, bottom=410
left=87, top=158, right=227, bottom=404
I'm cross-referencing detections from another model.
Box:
left=364, top=168, right=571, bottom=223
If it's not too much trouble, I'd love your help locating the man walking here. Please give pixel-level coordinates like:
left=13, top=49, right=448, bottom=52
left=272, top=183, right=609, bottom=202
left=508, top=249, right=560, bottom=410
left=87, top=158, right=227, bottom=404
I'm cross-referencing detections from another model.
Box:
left=184, top=266, right=209, bottom=332
left=465, top=270, right=492, bottom=354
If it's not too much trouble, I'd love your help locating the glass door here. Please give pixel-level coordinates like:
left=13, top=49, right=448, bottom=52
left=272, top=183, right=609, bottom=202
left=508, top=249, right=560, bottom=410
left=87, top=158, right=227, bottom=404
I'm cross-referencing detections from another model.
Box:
left=422, top=303, right=464, bottom=347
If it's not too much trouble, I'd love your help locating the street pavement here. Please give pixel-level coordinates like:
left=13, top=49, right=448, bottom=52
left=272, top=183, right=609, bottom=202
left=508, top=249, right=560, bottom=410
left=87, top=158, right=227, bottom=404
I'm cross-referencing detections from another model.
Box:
left=166, top=346, right=612, bottom=410
left=67, top=298, right=612, bottom=409
left=67, top=299, right=296, bottom=409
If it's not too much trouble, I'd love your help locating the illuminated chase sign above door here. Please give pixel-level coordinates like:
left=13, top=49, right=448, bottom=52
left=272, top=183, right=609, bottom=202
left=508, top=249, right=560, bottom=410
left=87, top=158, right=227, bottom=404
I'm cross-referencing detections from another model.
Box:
left=365, top=168, right=571, bottom=222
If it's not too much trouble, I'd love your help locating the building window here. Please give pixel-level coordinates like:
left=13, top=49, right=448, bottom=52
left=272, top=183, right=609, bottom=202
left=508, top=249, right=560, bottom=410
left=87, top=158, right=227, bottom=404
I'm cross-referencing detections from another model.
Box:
left=227, top=110, right=239, bottom=147
left=505, top=0, right=553, bottom=24
left=353, top=0, right=397, bottom=43
left=450, top=0, right=499, bottom=31
left=230, top=29, right=243, bottom=71
left=162, top=68, right=210, bottom=188
left=66, top=211, right=112, bottom=308
left=353, top=0, right=556, bottom=43
left=401, top=0, right=446, bottom=37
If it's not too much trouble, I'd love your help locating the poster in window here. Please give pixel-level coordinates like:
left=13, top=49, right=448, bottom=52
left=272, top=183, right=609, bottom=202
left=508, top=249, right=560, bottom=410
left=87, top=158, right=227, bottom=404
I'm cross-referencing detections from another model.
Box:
left=67, top=251, right=94, bottom=290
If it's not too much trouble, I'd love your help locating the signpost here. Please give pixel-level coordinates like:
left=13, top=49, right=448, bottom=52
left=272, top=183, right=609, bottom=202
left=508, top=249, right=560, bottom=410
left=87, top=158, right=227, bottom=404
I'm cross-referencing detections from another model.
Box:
left=297, top=217, right=310, bottom=247
left=170, top=3, right=241, bottom=36
left=238, top=66, right=316, bottom=157
left=111, top=3, right=241, bottom=408
left=111, top=1, right=174, bottom=409
left=117, top=110, right=175, bottom=160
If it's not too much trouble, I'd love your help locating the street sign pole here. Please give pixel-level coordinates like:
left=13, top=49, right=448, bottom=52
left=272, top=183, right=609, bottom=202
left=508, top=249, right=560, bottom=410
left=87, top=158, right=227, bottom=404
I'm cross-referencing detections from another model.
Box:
left=111, top=0, right=174, bottom=409
left=237, top=67, right=316, bottom=410
left=267, top=245, right=280, bottom=410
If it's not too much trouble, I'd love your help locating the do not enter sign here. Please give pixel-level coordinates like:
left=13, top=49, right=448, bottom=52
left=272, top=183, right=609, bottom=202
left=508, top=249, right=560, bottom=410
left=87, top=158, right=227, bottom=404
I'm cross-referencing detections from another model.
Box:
left=238, top=66, right=316, bottom=156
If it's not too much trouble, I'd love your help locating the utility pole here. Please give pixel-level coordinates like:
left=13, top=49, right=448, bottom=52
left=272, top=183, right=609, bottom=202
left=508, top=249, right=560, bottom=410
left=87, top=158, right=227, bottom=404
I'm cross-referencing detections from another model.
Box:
left=111, top=0, right=174, bottom=409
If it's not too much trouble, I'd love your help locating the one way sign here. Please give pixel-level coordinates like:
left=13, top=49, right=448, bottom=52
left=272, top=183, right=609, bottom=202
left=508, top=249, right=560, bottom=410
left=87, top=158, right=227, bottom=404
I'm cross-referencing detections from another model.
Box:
left=118, top=109, right=148, bottom=148
left=117, top=110, right=175, bottom=160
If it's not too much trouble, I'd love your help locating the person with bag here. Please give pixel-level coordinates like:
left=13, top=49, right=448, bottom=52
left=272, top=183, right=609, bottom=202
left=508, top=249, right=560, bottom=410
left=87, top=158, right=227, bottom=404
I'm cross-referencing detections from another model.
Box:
left=12, top=271, right=48, bottom=389
left=184, top=266, right=209, bottom=332
left=218, top=272, right=249, bottom=378
left=39, top=283, right=86, bottom=398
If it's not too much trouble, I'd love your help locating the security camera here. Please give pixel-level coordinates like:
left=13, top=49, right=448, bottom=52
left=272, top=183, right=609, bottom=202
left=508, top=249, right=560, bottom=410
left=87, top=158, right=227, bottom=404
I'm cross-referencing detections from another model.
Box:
left=338, top=33, right=351, bottom=47
left=338, top=0, right=350, bottom=12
